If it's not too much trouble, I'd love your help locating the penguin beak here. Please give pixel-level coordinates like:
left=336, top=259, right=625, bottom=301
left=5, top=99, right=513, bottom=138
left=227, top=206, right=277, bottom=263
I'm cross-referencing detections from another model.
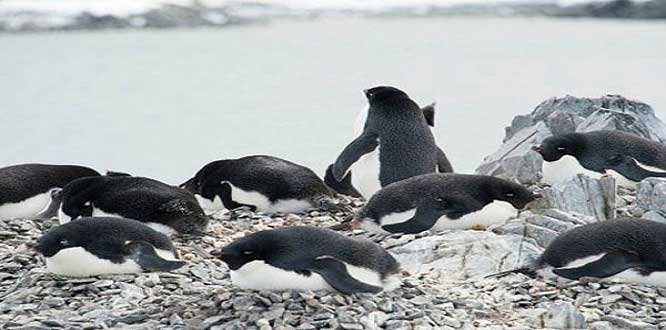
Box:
left=531, top=192, right=544, bottom=200
left=531, top=145, right=543, bottom=153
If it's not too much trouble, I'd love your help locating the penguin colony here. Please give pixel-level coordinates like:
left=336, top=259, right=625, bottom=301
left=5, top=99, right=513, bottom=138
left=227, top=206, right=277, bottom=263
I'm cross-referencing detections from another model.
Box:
left=4, top=86, right=666, bottom=294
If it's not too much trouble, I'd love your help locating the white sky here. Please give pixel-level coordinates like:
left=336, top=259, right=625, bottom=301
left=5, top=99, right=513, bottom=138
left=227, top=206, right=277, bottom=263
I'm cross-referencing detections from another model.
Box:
left=0, top=0, right=618, bottom=15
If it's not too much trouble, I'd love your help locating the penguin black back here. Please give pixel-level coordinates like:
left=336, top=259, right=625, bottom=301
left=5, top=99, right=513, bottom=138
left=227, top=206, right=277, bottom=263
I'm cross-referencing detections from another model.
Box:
left=36, top=217, right=178, bottom=260
left=0, top=163, right=99, bottom=204
left=59, top=176, right=208, bottom=235
left=359, top=173, right=537, bottom=221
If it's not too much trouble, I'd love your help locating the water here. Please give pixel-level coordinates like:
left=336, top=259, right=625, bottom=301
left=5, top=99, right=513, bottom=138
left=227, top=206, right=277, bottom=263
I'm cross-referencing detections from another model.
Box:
left=2, top=17, right=665, bottom=184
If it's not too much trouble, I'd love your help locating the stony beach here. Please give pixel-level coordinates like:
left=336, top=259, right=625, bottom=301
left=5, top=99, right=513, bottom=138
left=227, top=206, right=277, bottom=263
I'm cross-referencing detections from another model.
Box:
left=4, top=94, right=666, bottom=330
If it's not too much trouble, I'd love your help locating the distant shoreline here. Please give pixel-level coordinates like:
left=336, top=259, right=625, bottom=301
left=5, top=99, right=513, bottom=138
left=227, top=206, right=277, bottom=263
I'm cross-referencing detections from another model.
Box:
left=1, top=0, right=665, bottom=33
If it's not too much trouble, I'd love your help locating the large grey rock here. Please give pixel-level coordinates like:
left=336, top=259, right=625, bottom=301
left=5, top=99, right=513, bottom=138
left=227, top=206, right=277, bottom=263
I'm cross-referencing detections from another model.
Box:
left=637, top=178, right=666, bottom=212
left=540, top=174, right=617, bottom=220
left=477, top=94, right=666, bottom=184
left=389, top=230, right=542, bottom=278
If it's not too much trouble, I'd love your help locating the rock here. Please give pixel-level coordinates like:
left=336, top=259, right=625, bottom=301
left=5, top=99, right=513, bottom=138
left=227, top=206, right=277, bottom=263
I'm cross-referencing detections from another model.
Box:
left=477, top=94, right=666, bottom=183
left=541, top=301, right=586, bottom=329
left=638, top=178, right=666, bottom=214
left=390, top=230, right=541, bottom=277
left=539, top=174, right=616, bottom=221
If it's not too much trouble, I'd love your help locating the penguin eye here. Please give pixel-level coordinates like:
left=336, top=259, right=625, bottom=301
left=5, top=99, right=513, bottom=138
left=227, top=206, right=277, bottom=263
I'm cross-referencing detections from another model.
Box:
left=84, top=201, right=91, bottom=206
left=242, top=250, right=254, bottom=255
left=59, top=240, right=70, bottom=246
left=506, top=193, right=515, bottom=197
left=556, top=147, right=566, bottom=151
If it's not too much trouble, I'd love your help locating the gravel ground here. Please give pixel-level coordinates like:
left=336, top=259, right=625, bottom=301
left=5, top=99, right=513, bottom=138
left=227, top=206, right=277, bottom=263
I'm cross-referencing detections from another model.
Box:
left=2, top=196, right=666, bottom=330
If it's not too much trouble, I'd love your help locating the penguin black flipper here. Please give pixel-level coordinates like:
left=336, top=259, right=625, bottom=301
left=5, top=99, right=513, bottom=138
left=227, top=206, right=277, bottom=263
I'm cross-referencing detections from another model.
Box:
left=422, top=103, right=436, bottom=127
left=607, top=155, right=666, bottom=182
left=37, top=188, right=63, bottom=219
left=381, top=206, right=448, bottom=234
left=125, top=241, right=185, bottom=272
left=332, top=133, right=379, bottom=181
left=309, top=256, right=383, bottom=295
left=552, top=251, right=646, bottom=280
left=324, top=164, right=362, bottom=198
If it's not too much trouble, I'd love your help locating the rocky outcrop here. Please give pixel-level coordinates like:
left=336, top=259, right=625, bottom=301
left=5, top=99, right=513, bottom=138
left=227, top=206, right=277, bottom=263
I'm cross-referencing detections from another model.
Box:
left=553, top=0, right=666, bottom=20
left=0, top=4, right=254, bottom=32
left=477, top=94, right=666, bottom=184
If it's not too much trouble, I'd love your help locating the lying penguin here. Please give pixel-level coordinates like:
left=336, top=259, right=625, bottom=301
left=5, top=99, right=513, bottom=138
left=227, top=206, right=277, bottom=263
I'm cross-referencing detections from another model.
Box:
left=353, top=173, right=542, bottom=235
left=325, top=102, right=451, bottom=198
left=490, top=218, right=666, bottom=287
left=327, top=86, right=453, bottom=199
left=181, top=155, right=345, bottom=214
left=0, top=163, right=100, bottom=220
left=36, top=217, right=185, bottom=277
left=58, top=176, right=209, bottom=235
left=213, top=226, right=401, bottom=294
left=534, top=130, right=666, bottom=187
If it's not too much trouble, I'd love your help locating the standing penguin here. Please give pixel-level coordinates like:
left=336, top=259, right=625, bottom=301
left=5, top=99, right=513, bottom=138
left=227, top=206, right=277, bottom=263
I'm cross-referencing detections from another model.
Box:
left=0, top=163, right=100, bottom=220
left=533, top=130, right=666, bottom=187
left=325, top=102, right=452, bottom=197
left=354, top=173, right=541, bottom=234
left=58, top=176, right=209, bottom=235
left=329, top=86, right=452, bottom=198
left=213, top=226, right=401, bottom=294
left=490, top=218, right=666, bottom=287
left=36, top=217, right=185, bottom=277
left=181, top=155, right=345, bottom=214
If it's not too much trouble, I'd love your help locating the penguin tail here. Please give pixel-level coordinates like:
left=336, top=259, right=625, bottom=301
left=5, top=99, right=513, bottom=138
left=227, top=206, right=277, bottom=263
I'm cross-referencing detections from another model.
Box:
left=484, top=267, right=537, bottom=279
left=324, top=164, right=362, bottom=198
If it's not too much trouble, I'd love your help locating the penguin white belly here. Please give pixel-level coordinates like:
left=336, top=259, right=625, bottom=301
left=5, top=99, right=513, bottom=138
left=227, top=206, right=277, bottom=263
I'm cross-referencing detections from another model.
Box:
left=542, top=155, right=603, bottom=185
left=351, top=146, right=382, bottom=199
left=230, top=260, right=332, bottom=291
left=58, top=205, right=72, bottom=224
left=230, top=260, right=386, bottom=291
left=225, top=182, right=311, bottom=213
left=432, top=201, right=518, bottom=231
left=92, top=207, right=124, bottom=219
left=195, top=194, right=225, bottom=211
left=539, top=253, right=666, bottom=287
left=0, top=192, right=53, bottom=220
left=46, top=247, right=142, bottom=277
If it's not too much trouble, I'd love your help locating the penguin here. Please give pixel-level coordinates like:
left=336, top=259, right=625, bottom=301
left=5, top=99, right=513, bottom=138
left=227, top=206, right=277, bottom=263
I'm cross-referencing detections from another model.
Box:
left=328, top=86, right=453, bottom=198
left=489, top=218, right=666, bottom=287
left=325, top=101, right=452, bottom=198
left=0, top=163, right=100, bottom=221
left=181, top=155, right=345, bottom=214
left=354, top=173, right=542, bottom=235
left=213, top=226, right=401, bottom=294
left=58, top=176, right=209, bottom=236
left=35, top=217, right=185, bottom=277
left=533, top=130, right=666, bottom=187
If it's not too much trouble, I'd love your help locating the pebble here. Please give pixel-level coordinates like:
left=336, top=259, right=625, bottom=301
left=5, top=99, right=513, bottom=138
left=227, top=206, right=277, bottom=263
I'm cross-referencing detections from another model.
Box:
left=2, top=190, right=665, bottom=330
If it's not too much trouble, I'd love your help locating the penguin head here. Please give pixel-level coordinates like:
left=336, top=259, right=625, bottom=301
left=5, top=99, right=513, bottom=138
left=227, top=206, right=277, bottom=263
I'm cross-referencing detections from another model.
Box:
left=487, top=179, right=542, bottom=209
left=214, top=230, right=281, bottom=270
left=533, top=133, right=586, bottom=162
left=35, top=228, right=78, bottom=258
left=364, top=86, right=409, bottom=106
left=180, top=160, right=227, bottom=198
